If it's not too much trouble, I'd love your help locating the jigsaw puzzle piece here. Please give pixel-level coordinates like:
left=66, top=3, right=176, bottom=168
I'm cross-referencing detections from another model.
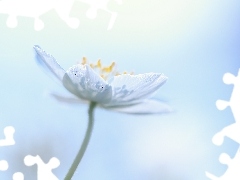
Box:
left=206, top=69, right=240, bottom=179
left=0, top=0, right=121, bottom=30
left=79, top=0, right=121, bottom=30
left=216, top=100, right=229, bottom=111
left=0, top=0, right=57, bottom=31
left=24, top=155, right=60, bottom=180
left=226, top=70, right=240, bottom=122
left=54, top=0, right=80, bottom=29
left=0, top=126, right=15, bottom=146
left=213, top=70, right=240, bottom=144
left=12, top=172, right=24, bottom=180
left=212, top=123, right=240, bottom=146
left=216, top=70, right=240, bottom=122
left=0, top=160, right=8, bottom=171
left=206, top=148, right=240, bottom=180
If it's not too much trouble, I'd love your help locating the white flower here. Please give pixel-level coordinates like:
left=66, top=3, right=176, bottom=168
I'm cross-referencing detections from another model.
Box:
left=34, top=45, right=171, bottom=114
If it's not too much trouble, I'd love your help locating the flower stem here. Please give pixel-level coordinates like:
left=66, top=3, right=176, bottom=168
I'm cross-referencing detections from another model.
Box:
left=64, top=102, right=97, bottom=180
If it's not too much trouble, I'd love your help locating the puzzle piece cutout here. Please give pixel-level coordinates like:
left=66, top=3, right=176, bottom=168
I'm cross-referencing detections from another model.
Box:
left=0, top=125, right=60, bottom=179
left=216, top=69, right=240, bottom=121
left=0, top=160, right=8, bottom=171
left=0, top=0, right=56, bottom=31
left=206, top=69, right=240, bottom=179
left=212, top=123, right=240, bottom=146
left=53, top=0, right=79, bottom=29
left=212, top=70, right=240, bottom=145
left=0, top=126, right=15, bottom=172
left=0, top=0, right=122, bottom=30
left=24, top=155, right=60, bottom=180
left=12, top=172, right=24, bottom=180
left=206, top=148, right=240, bottom=180
left=0, top=126, right=15, bottom=146
left=78, top=0, right=122, bottom=30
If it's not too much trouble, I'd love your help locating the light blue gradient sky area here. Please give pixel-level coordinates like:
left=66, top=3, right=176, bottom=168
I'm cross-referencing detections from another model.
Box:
left=0, top=0, right=240, bottom=179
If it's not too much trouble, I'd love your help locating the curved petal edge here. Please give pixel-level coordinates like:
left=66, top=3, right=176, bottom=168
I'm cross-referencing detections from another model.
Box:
left=33, top=45, right=66, bottom=82
left=104, top=99, right=173, bottom=114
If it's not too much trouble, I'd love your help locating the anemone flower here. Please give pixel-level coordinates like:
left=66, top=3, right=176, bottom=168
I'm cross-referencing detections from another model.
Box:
left=33, top=45, right=171, bottom=180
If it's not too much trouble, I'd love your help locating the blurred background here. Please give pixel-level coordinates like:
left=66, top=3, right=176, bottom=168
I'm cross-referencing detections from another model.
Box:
left=0, top=0, right=240, bottom=179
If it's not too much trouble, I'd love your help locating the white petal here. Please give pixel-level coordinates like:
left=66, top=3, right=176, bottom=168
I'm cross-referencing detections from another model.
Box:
left=62, top=64, right=112, bottom=103
left=106, top=73, right=167, bottom=106
left=50, top=92, right=88, bottom=104
left=104, top=99, right=172, bottom=114
left=33, top=45, right=66, bottom=82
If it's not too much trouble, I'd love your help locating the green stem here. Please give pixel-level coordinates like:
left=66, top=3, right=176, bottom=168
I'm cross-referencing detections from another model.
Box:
left=64, top=102, right=97, bottom=180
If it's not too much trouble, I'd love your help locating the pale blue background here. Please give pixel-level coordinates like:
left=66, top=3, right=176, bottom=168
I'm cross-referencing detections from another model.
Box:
left=0, top=0, right=240, bottom=179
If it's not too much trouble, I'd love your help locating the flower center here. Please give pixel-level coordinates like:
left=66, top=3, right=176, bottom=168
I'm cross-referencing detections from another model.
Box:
left=79, top=57, right=133, bottom=80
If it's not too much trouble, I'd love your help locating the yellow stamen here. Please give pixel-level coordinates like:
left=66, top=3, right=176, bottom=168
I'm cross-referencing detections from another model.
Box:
left=78, top=57, right=134, bottom=80
left=82, top=57, right=87, bottom=65
left=110, top=62, right=115, bottom=69
left=97, top=59, right=102, bottom=68
left=102, top=62, right=115, bottom=73
left=102, top=67, right=110, bottom=72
